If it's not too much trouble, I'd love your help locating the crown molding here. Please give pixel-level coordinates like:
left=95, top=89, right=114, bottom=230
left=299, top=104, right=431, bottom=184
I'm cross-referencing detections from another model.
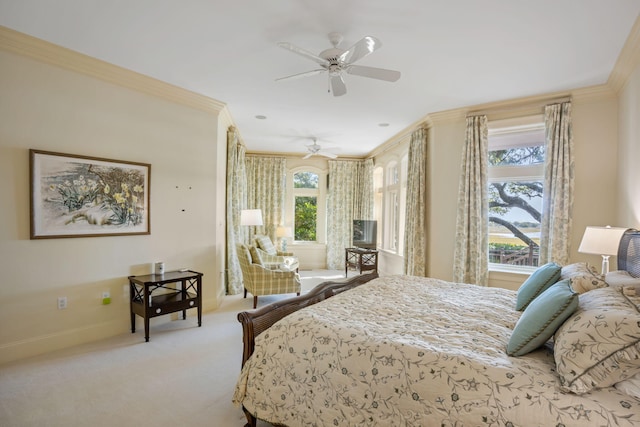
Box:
left=571, top=84, right=616, bottom=102
left=608, top=14, right=640, bottom=93
left=0, top=26, right=226, bottom=115
left=367, top=118, right=429, bottom=158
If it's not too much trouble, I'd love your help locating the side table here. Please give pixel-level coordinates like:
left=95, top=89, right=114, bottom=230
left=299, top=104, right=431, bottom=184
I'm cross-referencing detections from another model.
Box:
left=128, top=270, right=203, bottom=342
left=345, top=248, right=378, bottom=277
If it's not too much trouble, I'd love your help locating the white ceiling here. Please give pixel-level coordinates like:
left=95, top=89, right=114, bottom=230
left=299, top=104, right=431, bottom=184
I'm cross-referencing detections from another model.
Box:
left=1, top=1, right=639, bottom=158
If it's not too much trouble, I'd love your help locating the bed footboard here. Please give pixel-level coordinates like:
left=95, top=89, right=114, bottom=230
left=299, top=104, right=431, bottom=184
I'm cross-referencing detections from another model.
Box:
left=238, top=272, right=378, bottom=366
left=238, top=272, right=378, bottom=368
left=237, top=272, right=378, bottom=427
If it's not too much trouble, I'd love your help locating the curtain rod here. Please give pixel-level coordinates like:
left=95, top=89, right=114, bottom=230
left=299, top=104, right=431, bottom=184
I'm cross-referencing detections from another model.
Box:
left=467, top=96, right=572, bottom=117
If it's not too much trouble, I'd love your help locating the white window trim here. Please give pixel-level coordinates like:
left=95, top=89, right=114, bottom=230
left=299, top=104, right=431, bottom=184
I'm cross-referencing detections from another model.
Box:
left=287, top=166, right=327, bottom=245
left=488, top=115, right=545, bottom=271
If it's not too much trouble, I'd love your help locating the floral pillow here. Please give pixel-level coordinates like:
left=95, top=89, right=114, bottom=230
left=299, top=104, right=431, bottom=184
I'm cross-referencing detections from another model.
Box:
left=554, top=287, right=640, bottom=394
left=560, top=262, right=608, bottom=293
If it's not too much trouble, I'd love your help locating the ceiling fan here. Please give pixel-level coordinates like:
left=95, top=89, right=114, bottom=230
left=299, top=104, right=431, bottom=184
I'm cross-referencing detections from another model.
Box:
left=276, top=32, right=401, bottom=97
left=303, top=138, right=337, bottom=159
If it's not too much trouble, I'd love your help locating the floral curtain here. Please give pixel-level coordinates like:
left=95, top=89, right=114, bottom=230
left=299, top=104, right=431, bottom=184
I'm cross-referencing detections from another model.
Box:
left=245, top=156, right=286, bottom=243
left=404, top=127, right=428, bottom=276
left=453, top=116, right=489, bottom=286
left=540, top=102, right=574, bottom=265
left=225, top=126, right=247, bottom=295
left=353, top=158, right=375, bottom=220
left=326, top=160, right=373, bottom=269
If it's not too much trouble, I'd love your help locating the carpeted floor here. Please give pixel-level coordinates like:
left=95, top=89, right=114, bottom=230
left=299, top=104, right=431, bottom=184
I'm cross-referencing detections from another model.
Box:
left=0, top=270, right=354, bottom=427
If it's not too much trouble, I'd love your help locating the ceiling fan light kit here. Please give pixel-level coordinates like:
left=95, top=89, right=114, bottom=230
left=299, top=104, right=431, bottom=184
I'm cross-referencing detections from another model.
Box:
left=302, top=137, right=338, bottom=159
left=277, top=32, right=401, bottom=97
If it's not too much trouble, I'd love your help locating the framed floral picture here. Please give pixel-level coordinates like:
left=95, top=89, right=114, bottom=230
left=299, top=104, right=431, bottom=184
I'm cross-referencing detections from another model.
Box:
left=30, top=149, right=151, bottom=239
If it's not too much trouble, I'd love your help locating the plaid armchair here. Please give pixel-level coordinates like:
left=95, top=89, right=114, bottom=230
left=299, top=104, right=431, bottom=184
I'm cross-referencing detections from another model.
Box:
left=236, top=243, right=301, bottom=308
left=253, top=234, right=299, bottom=271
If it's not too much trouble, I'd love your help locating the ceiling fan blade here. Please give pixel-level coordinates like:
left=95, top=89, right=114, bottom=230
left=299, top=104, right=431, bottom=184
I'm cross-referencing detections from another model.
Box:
left=277, top=42, right=329, bottom=66
left=331, top=75, right=347, bottom=97
left=347, top=65, right=401, bottom=82
left=339, top=36, right=381, bottom=65
left=276, top=68, right=326, bottom=82
left=318, top=151, right=337, bottom=159
left=302, top=152, right=313, bottom=159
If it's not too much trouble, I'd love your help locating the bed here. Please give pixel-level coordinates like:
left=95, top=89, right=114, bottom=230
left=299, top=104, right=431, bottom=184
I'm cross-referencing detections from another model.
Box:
left=233, top=230, right=640, bottom=427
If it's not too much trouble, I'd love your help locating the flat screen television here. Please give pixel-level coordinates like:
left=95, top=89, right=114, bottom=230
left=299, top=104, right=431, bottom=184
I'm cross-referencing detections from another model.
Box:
left=353, top=219, right=377, bottom=249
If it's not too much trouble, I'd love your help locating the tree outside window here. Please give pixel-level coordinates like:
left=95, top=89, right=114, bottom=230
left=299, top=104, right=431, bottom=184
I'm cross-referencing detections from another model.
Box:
left=293, top=171, right=319, bottom=242
left=488, top=120, right=545, bottom=267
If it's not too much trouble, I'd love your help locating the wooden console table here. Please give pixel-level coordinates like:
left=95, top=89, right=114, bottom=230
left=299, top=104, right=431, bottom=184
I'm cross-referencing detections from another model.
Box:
left=345, top=247, right=378, bottom=277
left=128, top=270, right=203, bottom=342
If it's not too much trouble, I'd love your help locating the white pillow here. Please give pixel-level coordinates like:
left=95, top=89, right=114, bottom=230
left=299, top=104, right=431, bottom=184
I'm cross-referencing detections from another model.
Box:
left=606, top=270, right=640, bottom=287
left=616, top=372, right=640, bottom=400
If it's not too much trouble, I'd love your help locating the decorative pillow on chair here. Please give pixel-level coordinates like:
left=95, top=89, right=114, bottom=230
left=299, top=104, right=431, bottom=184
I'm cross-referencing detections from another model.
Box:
left=254, top=235, right=277, bottom=255
left=249, top=246, right=263, bottom=266
left=515, top=262, right=562, bottom=311
left=507, top=279, right=578, bottom=357
left=560, top=262, right=608, bottom=293
left=554, top=287, right=640, bottom=394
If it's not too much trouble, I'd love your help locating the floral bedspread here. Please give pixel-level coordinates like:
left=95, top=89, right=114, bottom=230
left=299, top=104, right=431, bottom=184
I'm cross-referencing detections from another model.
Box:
left=233, top=275, right=640, bottom=426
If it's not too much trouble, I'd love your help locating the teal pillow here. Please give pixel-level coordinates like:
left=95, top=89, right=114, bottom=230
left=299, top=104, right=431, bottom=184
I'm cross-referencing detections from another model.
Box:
left=507, top=279, right=578, bottom=356
left=515, top=262, right=562, bottom=311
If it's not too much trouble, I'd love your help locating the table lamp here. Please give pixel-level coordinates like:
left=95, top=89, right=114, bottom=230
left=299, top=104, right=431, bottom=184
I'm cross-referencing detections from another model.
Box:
left=240, top=209, right=263, bottom=243
left=240, top=209, right=263, bottom=227
left=578, top=226, right=627, bottom=274
left=276, top=226, right=293, bottom=252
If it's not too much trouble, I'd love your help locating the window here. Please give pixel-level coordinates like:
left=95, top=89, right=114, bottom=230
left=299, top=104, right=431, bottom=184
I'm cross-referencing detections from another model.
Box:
left=292, top=170, right=323, bottom=242
left=488, top=116, right=545, bottom=268
left=373, top=153, right=408, bottom=254
left=386, top=162, right=400, bottom=250
left=373, top=166, right=383, bottom=245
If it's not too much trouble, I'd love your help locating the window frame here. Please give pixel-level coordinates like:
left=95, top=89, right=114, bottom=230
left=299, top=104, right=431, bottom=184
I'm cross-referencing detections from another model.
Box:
left=373, top=152, right=408, bottom=255
left=287, top=166, right=327, bottom=245
left=487, top=115, right=545, bottom=272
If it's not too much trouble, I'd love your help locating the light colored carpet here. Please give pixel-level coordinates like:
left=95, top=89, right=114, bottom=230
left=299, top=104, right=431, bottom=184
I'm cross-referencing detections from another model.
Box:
left=0, top=270, right=354, bottom=427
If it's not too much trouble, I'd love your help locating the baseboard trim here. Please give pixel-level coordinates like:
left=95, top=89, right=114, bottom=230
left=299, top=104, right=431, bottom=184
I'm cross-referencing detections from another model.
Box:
left=0, top=319, right=130, bottom=365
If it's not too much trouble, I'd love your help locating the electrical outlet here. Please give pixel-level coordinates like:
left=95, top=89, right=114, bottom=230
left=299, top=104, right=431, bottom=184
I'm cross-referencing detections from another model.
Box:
left=58, top=296, right=67, bottom=310
left=102, top=291, right=111, bottom=305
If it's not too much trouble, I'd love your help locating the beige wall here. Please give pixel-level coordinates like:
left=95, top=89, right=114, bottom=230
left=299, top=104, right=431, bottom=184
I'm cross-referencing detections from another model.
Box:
left=373, top=87, right=622, bottom=290
left=617, top=55, right=640, bottom=229
left=1, top=22, right=637, bottom=364
left=0, top=31, right=227, bottom=363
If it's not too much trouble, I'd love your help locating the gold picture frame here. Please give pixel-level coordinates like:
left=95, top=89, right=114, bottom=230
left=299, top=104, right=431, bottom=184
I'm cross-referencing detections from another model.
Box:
left=30, top=149, right=151, bottom=239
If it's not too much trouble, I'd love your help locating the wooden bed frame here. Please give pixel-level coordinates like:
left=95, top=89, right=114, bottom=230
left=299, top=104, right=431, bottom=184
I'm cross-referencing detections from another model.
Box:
left=237, top=272, right=379, bottom=427
left=235, top=230, right=640, bottom=427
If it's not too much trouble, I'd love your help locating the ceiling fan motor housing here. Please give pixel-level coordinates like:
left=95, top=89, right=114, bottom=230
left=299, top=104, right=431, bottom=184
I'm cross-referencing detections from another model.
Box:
left=320, top=48, right=346, bottom=64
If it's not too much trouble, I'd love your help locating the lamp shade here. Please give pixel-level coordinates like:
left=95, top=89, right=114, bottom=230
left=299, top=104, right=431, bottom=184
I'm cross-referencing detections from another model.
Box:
left=240, top=209, right=263, bottom=226
left=276, top=226, right=293, bottom=238
left=578, top=226, right=627, bottom=256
